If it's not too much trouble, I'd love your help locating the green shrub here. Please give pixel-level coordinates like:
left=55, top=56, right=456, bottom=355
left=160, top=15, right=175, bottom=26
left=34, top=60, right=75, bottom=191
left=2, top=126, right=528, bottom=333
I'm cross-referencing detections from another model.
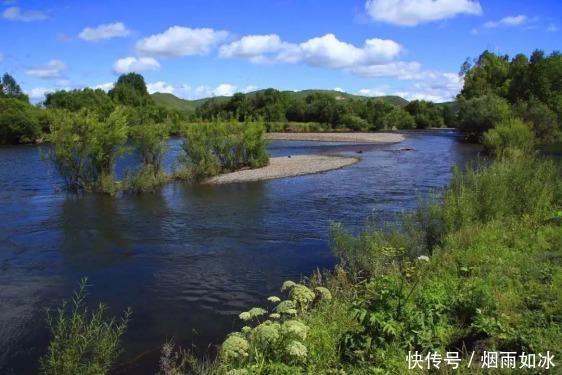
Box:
left=181, top=120, right=269, bottom=179
left=44, top=107, right=129, bottom=192
left=40, top=278, right=131, bottom=375
left=482, top=118, right=536, bottom=155
left=339, top=115, right=370, bottom=131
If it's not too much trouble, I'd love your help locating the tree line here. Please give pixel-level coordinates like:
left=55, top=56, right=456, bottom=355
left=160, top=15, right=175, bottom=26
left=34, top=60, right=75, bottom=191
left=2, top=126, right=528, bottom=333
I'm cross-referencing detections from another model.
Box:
left=197, top=89, right=455, bottom=131
left=456, top=49, right=562, bottom=147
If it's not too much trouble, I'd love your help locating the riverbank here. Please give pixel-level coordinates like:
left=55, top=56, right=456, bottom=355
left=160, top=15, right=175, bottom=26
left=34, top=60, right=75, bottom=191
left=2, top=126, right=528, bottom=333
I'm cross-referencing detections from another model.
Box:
left=266, top=132, right=405, bottom=143
left=205, top=154, right=360, bottom=184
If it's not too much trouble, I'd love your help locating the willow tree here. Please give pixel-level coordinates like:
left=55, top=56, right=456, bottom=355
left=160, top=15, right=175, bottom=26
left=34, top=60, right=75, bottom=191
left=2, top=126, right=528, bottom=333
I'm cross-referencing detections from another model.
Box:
left=45, top=107, right=128, bottom=192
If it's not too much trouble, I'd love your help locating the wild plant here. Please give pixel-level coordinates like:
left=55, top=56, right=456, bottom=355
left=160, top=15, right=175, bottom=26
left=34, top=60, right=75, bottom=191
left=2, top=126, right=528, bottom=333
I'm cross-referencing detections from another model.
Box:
left=40, top=277, right=131, bottom=375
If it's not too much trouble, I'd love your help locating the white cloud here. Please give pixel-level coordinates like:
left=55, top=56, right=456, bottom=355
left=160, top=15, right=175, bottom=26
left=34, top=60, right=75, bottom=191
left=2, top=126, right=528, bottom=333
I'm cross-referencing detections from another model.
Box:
left=219, top=34, right=287, bottom=60
left=192, top=84, right=234, bottom=98
left=221, top=33, right=402, bottom=70
left=79, top=22, right=130, bottom=41
left=213, top=83, right=237, bottom=96
left=26, top=60, right=68, bottom=79
left=334, top=87, right=344, bottom=92
left=136, top=26, right=229, bottom=57
left=2, top=6, right=46, bottom=21
left=27, top=87, right=52, bottom=101
left=483, top=15, right=528, bottom=28
left=365, top=0, right=482, bottom=26
left=359, top=72, right=462, bottom=102
left=349, top=61, right=423, bottom=79
left=280, top=34, right=401, bottom=68
left=92, top=82, right=115, bottom=92
left=113, top=57, right=160, bottom=74
left=242, top=85, right=258, bottom=93
left=146, top=81, right=177, bottom=94
left=547, top=23, right=559, bottom=32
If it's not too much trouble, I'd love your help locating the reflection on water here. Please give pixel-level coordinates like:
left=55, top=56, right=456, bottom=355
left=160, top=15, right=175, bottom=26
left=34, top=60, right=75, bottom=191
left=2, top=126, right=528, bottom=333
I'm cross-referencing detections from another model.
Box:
left=0, top=132, right=481, bottom=374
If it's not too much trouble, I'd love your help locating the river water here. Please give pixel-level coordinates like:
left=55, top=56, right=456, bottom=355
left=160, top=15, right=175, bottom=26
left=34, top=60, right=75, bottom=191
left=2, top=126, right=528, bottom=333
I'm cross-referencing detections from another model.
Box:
left=0, top=131, right=482, bottom=374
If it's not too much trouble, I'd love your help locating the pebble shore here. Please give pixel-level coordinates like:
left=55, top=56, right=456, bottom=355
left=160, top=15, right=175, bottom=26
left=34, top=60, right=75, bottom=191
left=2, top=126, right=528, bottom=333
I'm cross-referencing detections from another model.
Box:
left=206, top=132, right=405, bottom=184
left=266, top=132, right=405, bottom=143
left=205, top=154, right=359, bottom=184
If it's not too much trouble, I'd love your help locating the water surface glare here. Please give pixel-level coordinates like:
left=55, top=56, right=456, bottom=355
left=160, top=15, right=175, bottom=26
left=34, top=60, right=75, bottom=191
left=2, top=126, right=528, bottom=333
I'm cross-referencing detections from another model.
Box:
left=0, top=131, right=481, bottom=374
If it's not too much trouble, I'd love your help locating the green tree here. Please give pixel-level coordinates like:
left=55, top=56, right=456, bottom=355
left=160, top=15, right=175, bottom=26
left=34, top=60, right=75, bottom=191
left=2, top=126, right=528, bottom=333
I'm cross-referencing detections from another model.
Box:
left=0, top=73, right=29, bottom=101
left=45, top=88, right=116, bottom=118
left=460, top=51, right=510, bottom=99
left=108, top=73, right=151, bottom=107
left=384, top=107, right=416, bottom=129
left=0, top=98, right=40, bottom=144
left=45, top=107, right=129, bottom=192
left=181, top=120, right=269, bottom=179
left=405, top=100, right=444, bottom=129
left=457, top=94, right=511, bottom=140
left=482, top=118, right=536, bottom=155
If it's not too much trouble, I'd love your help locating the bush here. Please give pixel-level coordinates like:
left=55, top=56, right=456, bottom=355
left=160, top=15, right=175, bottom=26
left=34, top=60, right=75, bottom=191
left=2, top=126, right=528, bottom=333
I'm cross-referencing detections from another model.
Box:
left=339, top=115, right=370, bottom=131
left=457, top=94, right=512, bottom=140
left=482, top=118, right=535, bottom=155
left=0, top=97, right=40, bottom=144
left=40, top=278, right=131, bottom=375
left=181, top=120, right=269, bottom=179
left=44, top=107, right=129, bottom=192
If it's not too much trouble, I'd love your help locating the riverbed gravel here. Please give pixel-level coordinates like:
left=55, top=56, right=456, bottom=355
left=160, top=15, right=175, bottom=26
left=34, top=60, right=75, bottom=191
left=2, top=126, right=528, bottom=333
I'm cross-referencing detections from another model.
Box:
left=265, top=132, right=405, bottom=143
left=205, top=154, right=360, bottom=184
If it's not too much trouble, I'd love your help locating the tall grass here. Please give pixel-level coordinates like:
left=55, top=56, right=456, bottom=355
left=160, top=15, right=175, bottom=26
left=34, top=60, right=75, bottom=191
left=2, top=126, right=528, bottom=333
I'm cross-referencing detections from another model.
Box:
left=40, top=278, right=131, bottom=375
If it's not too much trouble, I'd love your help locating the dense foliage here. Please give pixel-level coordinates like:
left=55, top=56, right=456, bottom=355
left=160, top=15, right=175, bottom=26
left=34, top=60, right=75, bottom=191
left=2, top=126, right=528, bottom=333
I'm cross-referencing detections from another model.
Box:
left=154, top=148, right=561, bottom=374
left=0, top=73, right=39, bottom=144
left=458, top=49, right=562, bottom=143
left=179, top=120, right=269, bottom=179
left=196, top=89, right=450, bottom=130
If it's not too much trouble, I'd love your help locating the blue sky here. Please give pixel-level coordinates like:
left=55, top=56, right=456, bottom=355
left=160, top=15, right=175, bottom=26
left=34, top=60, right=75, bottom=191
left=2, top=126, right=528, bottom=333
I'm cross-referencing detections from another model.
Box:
left=0, top=0, right=560, bottom=103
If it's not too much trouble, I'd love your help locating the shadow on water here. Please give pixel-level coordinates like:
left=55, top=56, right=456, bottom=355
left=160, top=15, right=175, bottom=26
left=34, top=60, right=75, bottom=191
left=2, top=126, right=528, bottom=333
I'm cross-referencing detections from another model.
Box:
left=0, top=132, right=483, bottom=375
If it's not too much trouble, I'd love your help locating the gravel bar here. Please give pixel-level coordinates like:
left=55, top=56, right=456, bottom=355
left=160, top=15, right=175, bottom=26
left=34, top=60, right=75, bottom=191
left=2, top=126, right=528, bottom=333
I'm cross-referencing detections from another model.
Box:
left=266, top=132, right=405, bottom=143
left=205, top=154, right=360, bottom=184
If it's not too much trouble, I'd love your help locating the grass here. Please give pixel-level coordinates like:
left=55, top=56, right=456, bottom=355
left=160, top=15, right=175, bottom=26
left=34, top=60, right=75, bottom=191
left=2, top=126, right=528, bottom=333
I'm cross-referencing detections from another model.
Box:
left=165, top=151, right=561, bottom=374
left=40, top=278, right=131, bottom=375
left=42, top=151, right=561, bottom=374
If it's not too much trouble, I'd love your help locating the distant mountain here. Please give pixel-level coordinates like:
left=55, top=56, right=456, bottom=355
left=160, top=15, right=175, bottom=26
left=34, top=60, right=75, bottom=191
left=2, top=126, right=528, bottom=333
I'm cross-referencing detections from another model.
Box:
left=150, top=89, right=411, bottom=112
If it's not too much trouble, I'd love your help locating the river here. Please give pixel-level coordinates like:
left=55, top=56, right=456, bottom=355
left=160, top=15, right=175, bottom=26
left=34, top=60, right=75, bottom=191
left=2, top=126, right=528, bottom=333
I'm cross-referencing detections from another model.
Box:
left=0, top=131, right=482, bottom=374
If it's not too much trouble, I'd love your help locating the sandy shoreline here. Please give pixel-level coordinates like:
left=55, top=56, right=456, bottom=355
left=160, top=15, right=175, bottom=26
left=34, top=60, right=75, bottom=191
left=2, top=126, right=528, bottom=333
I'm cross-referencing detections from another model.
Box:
left=266, top=132, right=405, bottom=143
left=205, top=154, right=360, bottom=184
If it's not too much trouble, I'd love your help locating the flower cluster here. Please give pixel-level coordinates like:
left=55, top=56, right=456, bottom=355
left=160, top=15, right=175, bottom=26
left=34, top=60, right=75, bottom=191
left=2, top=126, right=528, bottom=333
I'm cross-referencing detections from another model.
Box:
left=221, top=334, right=250, bottom=363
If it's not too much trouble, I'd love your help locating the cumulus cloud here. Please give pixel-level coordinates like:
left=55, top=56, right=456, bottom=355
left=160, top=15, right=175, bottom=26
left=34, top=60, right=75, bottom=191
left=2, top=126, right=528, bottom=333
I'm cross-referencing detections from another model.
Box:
left=27, top=87, right=52, bottom=101
left=219, top=34, right=287, bottom=61
left=146, top=81, right=178, bottom=94
left=334, top=87, right=344, bottom=92
left=2, top=6, right=46, bottom=21
left=92, top=82, right=115, bottom=92
left=214, top=83, right=237, bottom=96
left=220, top=33, right=402, bottom=69
left=79, top=22, right=130, bottom=41
left=26, top=60, right=68, bottom=79
left=136, top=26, right=229, bottom=57
left=113, top=57, right=160, bottom=74
left=365, top=0, right=482, bottom=26
left=242, top=85, right=258, bottom=93
left=483, top=15, right=529, bottom=28
left=145, top=82, right=255, bottom=99
left=359, top=71, right=463, bottom=102
left=349, top=61, right=423, bottom=79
